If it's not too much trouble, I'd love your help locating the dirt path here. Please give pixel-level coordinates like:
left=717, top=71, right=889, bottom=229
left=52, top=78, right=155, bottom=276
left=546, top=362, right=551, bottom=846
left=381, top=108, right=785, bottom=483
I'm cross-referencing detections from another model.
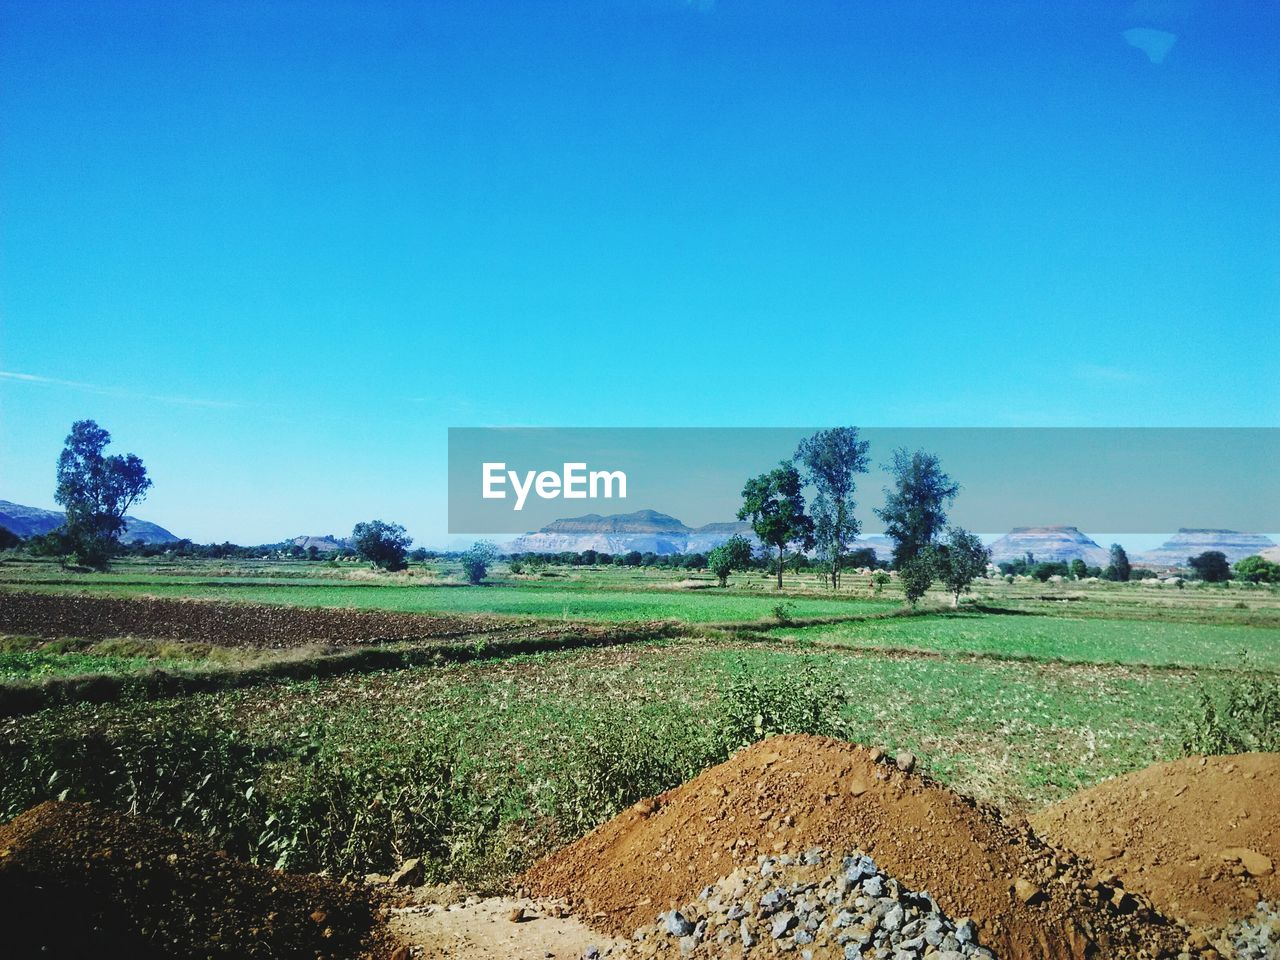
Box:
left=389, top=895, right=621, bottom=959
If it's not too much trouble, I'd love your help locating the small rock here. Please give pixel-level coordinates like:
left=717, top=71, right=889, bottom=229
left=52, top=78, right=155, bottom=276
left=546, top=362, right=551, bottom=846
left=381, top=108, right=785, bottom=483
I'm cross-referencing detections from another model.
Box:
left=771, top=912, right=797, bottom=938
left=895, top=752, right=917, bottom=773
left=664, top=911, right=695, bottom=937
left=389, top=858, right=424, bottom=887
left=1219, top=848, right=1274, bottom=877
left=1014, top=878, right=1044, bottom=904
left=509, top=906, right=528, bottom=923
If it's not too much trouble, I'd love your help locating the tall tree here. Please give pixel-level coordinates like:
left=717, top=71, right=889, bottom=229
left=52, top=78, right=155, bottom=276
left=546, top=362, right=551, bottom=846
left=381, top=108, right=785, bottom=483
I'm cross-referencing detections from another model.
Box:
left=795, top=427, right=870, bottom=590
left=932, top=526, right=990, bottom=607
left=1187, top=550, right=1232, bottom=583
left=54, top=419, right=152, bottom=569
left=351, top=520, right=412, bottom=571
left=1105, top=543, right=1132, bottom=582
left=738, top=461, right=814, bottom=590
left=873, top=448, right=959, bottom=569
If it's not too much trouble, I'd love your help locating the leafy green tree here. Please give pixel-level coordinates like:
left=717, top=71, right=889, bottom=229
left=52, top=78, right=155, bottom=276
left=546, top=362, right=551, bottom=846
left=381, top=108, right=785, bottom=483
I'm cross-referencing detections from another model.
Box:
left=932, top=527, right=989, bottom=607
left=54, top=419, right=153, bottom=569
left=738, top=462, right=815, bottom=590
left=1234, top=555, right=1280, bottom=584
left=1070, top=558, right=1088, bottom=580
left=795, top=427, right=870, bottom=589
left=707, top=535, right=754, bottom=587
left=1187, top=550, right=1232, bottom=582
left=351, top=520, right=412, bottom=571
left=1104, top=543, right=1131, bottom=582
left=899, top=551, right=935, bottom=606
left=0, top=527, right=22, bottom=551
left=684, top=552, right=707, bottom=571
left=1033, top=561, right=1070, bottom=582
left=459, top=540, right=499, bottom=584
left=873, top=448, right=959, bottom=569
left=847, top=547, right=877, bottom=569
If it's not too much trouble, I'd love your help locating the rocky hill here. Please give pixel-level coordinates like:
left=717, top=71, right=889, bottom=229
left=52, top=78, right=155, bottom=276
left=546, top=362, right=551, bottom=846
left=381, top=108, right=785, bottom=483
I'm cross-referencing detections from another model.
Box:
left=289, top=535, right=348, bottom=553
left=987, top=526, right=1110, bottom=567
left=507, top=510, right=897, bottom=562
left=1134, top=529, right=1277, bottom=568
left=508, top=510, right=699, bottom=555
left=0, top=499, right=179, bottom=545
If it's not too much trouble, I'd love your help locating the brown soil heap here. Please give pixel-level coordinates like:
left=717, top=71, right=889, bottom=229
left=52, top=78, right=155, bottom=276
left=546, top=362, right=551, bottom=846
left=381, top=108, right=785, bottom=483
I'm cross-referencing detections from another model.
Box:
left=1031, top=753, right=1280, bottom=927
left=522, top=735, right=1184, bottom=960
left=0, top=801, right=394, bottom=959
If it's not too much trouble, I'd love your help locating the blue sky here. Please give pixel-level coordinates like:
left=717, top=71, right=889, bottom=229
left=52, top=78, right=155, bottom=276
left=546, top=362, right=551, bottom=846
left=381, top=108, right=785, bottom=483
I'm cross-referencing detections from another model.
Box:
left=1, top=0, right=1277, bottom=545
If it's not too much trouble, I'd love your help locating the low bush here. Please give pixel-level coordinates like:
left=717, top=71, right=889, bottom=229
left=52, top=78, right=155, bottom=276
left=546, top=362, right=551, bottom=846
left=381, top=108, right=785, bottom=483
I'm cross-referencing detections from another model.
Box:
left=713, top=658, right=849, bottom=751
left=1181, top=660, right=1280, bottom=755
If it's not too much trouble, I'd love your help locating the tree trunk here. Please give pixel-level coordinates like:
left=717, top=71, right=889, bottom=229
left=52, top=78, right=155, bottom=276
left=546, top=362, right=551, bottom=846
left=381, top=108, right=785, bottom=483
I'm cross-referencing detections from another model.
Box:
left=777, top=544, right=784, bottom=590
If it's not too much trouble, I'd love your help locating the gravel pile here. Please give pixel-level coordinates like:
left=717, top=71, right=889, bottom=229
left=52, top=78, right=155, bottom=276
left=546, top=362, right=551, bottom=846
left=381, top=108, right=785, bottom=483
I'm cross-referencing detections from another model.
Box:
left=617, top=848, right=997, bottom=959
left=1220, top=901, right=1280, bottom=960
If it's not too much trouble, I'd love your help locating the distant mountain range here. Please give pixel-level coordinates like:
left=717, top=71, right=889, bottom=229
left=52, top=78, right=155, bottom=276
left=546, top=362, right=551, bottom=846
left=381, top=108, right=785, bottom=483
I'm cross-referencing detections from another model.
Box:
left=510, top=512, right=1278, bottom=569
left=987, top=527, right=1110, bottom=567
left=1133, top=529, right=1277, bottom=567
left=507, top=509, right=893, bottom=559
left=0, top=499, right=179, bottom=545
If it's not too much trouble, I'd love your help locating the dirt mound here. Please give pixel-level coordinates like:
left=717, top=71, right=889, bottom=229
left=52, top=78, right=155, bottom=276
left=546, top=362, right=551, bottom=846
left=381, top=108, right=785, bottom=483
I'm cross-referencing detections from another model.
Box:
left=0, top=801, right=394, bottom=958
left=1031, top=753, right=1280, bottom=927
left=522, top=735, right=1184, bottom=960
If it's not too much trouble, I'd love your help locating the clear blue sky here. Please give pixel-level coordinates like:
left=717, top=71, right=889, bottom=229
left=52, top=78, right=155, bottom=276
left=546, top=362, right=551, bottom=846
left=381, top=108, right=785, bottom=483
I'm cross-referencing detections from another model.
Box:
left=1, top=0, right=1277, bottom=545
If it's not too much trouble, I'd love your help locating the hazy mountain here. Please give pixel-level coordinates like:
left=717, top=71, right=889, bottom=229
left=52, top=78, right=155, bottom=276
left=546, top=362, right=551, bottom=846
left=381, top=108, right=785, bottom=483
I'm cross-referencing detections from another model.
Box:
left=987, top=526, right=1110, bottom=567
left=290, top=535, right=348, bottom=553
left=1134, top=529, right=1277, bottom=568
left=508, top=509, right=897, bottom=562
left=508, top=509, right=764, bottom=556
left=508, top=509, right=694, bottom=555
left=0, top=499, right=179, bottom=545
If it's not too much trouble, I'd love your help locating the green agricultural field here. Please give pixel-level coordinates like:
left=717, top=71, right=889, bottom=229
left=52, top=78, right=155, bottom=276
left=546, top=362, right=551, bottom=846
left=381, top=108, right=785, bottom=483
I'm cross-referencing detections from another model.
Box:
left=1, top=558, right=1277, bottom=896
left=0, top=578, right=898, bottom=623
left=768, top=611, right=1280, bottom=669
left=0, top=640, right=1223, bottom=887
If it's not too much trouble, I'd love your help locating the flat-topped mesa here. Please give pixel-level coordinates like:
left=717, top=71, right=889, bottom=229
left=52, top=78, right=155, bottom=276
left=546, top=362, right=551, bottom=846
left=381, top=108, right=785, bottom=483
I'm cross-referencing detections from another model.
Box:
left=987, top=526, right=1110, bottom=567
left=509, top=509, right=759, bottom=556
left=1135, top=528, right=1278, bottom=568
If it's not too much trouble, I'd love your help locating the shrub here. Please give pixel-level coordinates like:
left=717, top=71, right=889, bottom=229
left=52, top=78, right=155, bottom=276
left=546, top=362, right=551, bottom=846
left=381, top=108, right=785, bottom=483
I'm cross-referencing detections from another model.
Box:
left=1181, top=661, right=1280, bottom=756
left=899, top=553, right=934, bottom=606
left=459, top=541, right=499, bottom=584
left=713, top=660, right=849, bottom=751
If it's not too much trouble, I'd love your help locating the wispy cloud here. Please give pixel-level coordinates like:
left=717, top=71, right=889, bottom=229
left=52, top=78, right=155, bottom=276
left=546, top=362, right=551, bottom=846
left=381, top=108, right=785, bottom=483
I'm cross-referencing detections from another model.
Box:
left=1123, top=27, right=1178, bottom=64
left=1075, top=363, right=1144, bottom=385
left=0, top=370, right=240, bottom=409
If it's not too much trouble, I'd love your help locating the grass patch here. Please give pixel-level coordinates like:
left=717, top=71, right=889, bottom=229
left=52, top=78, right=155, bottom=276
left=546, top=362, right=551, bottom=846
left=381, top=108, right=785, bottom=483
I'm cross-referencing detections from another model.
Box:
left=2, top=581, right=897, bottom=623
left=0, top=641, right=1216, bottom=888
left=767, top=611, right=1280, bottom=670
